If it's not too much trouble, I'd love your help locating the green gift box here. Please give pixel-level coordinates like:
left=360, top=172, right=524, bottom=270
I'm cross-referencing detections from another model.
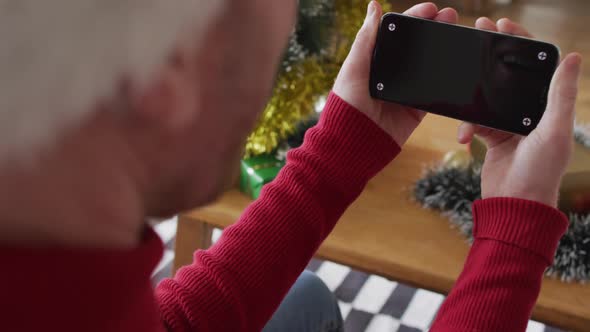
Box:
left=240, top=154, right=285, bottom=199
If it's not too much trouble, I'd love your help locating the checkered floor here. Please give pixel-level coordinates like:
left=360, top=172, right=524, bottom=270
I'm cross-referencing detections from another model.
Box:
left=152, top=218, right=563, bottom=332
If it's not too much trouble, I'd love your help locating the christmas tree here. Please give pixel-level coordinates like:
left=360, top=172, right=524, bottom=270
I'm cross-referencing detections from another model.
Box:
left=245, top=0, right=392, bottom=157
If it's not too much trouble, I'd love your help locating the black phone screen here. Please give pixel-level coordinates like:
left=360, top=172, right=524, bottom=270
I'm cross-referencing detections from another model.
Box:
left=369, top=13, right=559, bottom=135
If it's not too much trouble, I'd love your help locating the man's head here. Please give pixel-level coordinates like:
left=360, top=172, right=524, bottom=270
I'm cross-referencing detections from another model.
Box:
left=130, top=0, right=297, bottom=216
left=0, top=0, right=296, bottom=245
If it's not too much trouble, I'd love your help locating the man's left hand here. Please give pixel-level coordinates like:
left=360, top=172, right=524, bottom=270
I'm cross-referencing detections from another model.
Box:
left=333, top=1, right=459, bottom=146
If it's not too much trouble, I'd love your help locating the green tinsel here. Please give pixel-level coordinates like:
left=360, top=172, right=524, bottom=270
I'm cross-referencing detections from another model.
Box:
left=296, top=0, right=334, bottom=57
left=282, top=0, right=333, bottom=71
left=414, top=166, right=481, bottom=240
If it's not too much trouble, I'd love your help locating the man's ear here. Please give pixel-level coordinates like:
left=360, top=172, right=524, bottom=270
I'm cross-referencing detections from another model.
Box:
left=133, top=48, right=199, bottom=130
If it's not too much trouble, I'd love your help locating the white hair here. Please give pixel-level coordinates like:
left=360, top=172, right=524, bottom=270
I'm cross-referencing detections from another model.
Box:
left=0, top=0, right=224, bottom=159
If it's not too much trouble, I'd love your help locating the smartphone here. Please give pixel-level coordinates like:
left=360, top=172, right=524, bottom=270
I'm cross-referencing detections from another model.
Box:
left=369, top=13, right=560, bottom=135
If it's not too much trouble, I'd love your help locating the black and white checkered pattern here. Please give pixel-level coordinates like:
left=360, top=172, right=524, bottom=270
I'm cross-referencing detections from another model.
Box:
left=152, top=218, right=563, bottom=332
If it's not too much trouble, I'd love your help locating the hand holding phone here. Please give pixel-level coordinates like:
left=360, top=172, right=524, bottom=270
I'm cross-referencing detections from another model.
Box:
left=336, top=1, right=582, bottom=207
left=333, top=2, right=458, bottom=147
left=369, top=12, right=560, bottom=135
left=458, top=18, right=583, bottom=207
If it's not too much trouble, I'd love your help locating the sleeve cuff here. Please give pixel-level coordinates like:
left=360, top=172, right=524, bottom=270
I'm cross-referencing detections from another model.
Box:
left=472, top=197, right=569, bottom=264
left=307, top=91, right=400, bottom=186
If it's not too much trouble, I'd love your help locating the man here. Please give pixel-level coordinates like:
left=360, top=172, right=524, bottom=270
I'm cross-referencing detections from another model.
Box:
left=0, top=1, right=582, bottom=331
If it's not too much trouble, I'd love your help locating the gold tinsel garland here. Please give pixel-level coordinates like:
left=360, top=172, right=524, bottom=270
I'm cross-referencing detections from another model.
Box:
left=245, top=0, right=392, bottom=157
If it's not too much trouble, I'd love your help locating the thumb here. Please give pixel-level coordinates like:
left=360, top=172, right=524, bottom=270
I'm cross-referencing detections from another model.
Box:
left=538, top=53, right=582, bottom=137
left=345, top=1, right=382, bottom=69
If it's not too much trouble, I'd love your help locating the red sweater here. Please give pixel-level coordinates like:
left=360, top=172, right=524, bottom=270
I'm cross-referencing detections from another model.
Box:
left=1, top=93, right=568, bottom=332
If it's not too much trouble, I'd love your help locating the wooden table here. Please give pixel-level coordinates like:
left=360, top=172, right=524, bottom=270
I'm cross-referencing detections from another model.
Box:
left=174, top=116, right=590, bottom=332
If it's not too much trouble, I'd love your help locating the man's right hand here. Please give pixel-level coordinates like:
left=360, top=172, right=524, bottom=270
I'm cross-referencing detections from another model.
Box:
left=457, top=18, right=583, bottom=207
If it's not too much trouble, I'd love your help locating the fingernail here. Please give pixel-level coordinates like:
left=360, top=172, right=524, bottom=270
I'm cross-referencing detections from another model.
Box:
left=366, top=1, right=375, bottom=18
left=457, top=128, right=465, bottom=142
left=570, top=53, right=582, bottom=69
left=568, top=53, right=583, bottom=80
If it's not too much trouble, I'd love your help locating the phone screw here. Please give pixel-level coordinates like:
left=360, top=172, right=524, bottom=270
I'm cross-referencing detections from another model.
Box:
left=388, top=23, right=396, bottom=31
left=376, top=83, right=384, bottom=91
left=522, top=117, right=532, bottom=127
left=538, top=52, right=547, bottom=61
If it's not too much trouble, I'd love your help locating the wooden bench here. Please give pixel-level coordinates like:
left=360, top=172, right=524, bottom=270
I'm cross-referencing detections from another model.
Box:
left=174, top=115, right=590, bottom=332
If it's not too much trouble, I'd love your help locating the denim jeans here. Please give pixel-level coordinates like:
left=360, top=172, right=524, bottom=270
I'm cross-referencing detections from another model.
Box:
left=263, top=270, right=344, bottom=332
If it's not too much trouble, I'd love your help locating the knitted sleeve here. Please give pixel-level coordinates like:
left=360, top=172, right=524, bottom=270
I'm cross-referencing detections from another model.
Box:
left=155, top=92, right=401, bottom=331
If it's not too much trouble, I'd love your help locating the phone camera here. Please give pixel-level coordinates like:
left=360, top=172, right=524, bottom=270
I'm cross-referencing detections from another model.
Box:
left=388, top=23, right=396, bottom=31
left=376, top=83, right=384, bottom=91
left=538, top=52, right=547, bottom=61
left=522, top=117, right=532, bottom=127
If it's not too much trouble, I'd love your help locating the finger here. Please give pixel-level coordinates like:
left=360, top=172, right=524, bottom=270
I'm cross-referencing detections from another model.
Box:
left=538, top=53, right=583, bottom=136
left=404, top=2, right=439, bottom=19
left=496, top=18, right=534, bottom=38
left=474, top=17, right=498, bottom=31
left=434, top=7, right=459, bottom=24
left=345, top=1, right=382, bottom=66
left=457, top=122, right=514, bottom=148
left=457, top=122, right=476, bottom=144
